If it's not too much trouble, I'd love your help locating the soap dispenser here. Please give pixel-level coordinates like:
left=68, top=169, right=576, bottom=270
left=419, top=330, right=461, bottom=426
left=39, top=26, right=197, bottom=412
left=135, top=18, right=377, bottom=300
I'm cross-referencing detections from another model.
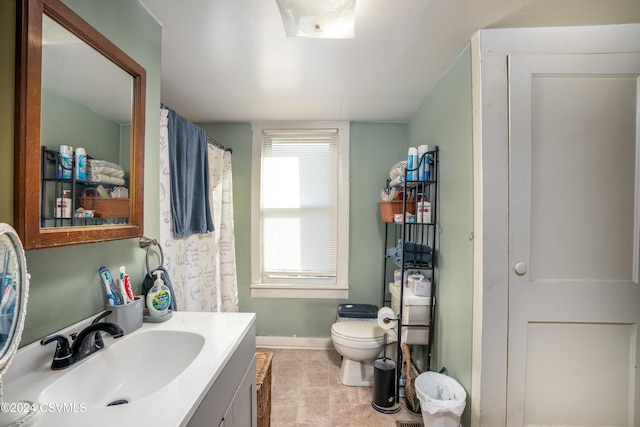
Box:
left=146, top=271, right=171, bottom=317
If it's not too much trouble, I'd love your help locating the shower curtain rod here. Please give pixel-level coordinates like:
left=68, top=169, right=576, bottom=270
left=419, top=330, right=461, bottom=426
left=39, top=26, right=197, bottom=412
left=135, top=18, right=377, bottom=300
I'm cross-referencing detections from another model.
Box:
left=207, top=136, right=233, bottom=153
left=161, top=103, right=232, bottom=153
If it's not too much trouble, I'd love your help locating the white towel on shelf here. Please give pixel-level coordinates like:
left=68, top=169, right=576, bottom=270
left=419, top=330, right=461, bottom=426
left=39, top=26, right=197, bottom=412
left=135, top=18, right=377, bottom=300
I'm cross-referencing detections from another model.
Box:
left=389, top=175, right=405, bottom=188
left=86, top=172, right=125, bottom=186
left=389, top=160, right=407, bottom=180
left=87, top=159, right=125, bottom=178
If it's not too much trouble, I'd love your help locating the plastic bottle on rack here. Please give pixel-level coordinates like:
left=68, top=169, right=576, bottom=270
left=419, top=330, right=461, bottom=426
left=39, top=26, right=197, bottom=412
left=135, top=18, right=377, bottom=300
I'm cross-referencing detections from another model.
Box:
left=417, top=145, right=428, bottom=181
left=56, top=190, right=72, bottom=218
left=75, top=147, right=87, bottom=181
left=407, top=147, right=417, bottom=181
left=58, top=145, right=73, bottom=179
left=417, top=194, right=431, bottom=224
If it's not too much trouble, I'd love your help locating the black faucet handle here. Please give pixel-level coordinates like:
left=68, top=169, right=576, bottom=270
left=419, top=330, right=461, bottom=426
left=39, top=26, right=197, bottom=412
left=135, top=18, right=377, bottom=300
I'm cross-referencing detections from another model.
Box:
left=40, top=334, right=73, bottom=370
left=92, top=310, right=113, bottom=324
left=40, top=334, right=71, bottom=352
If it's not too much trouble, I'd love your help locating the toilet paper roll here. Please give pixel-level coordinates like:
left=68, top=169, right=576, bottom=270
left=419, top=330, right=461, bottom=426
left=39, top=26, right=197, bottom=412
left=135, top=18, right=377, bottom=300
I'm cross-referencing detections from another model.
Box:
left=377, top=307, right=396, bottom=330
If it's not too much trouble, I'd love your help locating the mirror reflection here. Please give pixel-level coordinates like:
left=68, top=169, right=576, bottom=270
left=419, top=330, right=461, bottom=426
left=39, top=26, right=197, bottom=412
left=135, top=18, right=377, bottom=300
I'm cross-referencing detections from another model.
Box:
left=15, top=0, right=145, bottom=249
left=0, top=232, right=21, bottom=356
left=40, top=14, right=133, bottom=228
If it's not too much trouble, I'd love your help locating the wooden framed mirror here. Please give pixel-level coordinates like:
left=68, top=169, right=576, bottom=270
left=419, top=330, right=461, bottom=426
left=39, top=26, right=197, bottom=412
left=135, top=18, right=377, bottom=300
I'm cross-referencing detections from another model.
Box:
left=14, top=0, right=146, bottom=249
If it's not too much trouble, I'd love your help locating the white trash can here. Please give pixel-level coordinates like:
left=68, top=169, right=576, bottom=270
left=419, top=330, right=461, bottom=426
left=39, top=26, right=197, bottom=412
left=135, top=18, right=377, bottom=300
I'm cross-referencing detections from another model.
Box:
left=415, top=372, right=466, bottom=427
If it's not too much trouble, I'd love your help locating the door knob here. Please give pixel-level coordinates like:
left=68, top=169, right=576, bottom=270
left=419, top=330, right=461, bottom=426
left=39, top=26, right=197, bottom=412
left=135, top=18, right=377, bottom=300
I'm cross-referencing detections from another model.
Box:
left=514, top=262, right=527, bottom=276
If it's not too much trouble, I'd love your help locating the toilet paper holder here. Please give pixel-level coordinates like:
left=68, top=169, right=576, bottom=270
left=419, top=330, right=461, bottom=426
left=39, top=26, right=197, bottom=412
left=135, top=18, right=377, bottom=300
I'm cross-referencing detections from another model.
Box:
left=377, top=307, right=398, bottom=330
left=381, top=314, right=397, bottom=325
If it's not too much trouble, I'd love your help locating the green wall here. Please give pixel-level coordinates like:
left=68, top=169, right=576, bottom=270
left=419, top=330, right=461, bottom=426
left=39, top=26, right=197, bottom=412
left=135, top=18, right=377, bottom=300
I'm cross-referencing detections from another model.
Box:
left=198, top=122, right=407, bottom=337
left=42, top=90, right=132, bottom=173
left=1, top=0, right=162, bottom=345
left=407, top=45, right=473, bottom=426
left=42, top=89, right=122, bottom=164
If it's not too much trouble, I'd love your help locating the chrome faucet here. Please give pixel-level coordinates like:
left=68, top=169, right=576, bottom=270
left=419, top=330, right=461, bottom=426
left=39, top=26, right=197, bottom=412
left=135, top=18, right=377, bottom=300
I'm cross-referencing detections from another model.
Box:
left=40, top=311, right=124, bottom=370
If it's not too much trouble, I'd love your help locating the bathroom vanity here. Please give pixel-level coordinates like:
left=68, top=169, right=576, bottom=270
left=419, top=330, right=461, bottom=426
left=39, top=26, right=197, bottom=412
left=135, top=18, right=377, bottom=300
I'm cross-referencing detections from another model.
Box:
left=187, top=316, right=257, bottom=427
left=2, top=311, right=257, bottom=427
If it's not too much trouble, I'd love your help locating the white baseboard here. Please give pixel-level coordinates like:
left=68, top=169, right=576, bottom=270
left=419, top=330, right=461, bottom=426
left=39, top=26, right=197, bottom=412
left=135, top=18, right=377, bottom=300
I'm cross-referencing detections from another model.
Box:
left=256, top=335, right=334, bottom=350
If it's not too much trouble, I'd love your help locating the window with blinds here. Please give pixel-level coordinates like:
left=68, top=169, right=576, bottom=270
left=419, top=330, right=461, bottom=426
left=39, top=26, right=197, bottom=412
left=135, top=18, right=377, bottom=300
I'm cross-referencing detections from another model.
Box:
left=261, top=129, right=338, bottom=283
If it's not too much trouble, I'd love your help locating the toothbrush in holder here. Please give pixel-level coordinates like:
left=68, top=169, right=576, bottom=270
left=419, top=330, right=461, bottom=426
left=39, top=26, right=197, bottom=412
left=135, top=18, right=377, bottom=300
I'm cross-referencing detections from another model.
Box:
left=118, top=266, right=135, bottom=304
left=99, top=266, right=124, bottom=306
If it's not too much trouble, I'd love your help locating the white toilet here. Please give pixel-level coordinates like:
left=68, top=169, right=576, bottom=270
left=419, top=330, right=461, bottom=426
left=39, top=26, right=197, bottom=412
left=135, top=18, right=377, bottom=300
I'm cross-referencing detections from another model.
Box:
left=331, top=288, right=432, bottom=387
left=331, top=320, right=391, bottom=386
left=330, top=304, right=396, bottom=387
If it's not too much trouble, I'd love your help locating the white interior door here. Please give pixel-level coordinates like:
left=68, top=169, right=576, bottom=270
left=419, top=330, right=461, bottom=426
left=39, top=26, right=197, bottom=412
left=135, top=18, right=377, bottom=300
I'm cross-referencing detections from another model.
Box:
left=508, top=53, right=640, bottom=427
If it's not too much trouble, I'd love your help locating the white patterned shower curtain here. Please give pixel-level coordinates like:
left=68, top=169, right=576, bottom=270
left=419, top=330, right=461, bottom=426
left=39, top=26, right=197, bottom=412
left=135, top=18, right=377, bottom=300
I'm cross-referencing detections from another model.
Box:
left=159, top=108, right=238, bottom=312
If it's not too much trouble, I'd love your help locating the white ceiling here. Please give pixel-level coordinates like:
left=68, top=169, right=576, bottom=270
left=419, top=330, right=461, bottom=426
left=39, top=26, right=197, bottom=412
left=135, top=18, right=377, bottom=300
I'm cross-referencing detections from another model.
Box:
left=138, top=0, right=640, bottom=123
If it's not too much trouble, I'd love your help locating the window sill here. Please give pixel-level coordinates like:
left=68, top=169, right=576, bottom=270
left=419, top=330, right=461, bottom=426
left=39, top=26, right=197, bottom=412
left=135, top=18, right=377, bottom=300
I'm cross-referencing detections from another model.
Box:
left=250, top=283, right=349, bottom=299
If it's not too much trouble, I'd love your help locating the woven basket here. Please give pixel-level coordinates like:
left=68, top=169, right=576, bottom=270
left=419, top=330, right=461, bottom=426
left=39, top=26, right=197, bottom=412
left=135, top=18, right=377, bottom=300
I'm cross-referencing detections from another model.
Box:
left=78, top=188, right=129, bottom=218
left=380, top=200, right=416, bottom=222
left=256, top=352, right=273, bottom=427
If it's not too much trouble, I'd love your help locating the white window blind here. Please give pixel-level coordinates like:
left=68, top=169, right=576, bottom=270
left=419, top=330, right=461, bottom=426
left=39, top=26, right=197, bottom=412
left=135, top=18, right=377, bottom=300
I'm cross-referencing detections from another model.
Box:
left=261, top=129, right=338, bottom=283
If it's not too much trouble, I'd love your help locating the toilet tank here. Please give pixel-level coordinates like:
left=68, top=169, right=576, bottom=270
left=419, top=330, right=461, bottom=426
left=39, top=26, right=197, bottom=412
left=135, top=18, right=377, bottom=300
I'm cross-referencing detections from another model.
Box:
left=389, top=282, right=432, bottom=345
left=336, top=303, right=378, bottom=322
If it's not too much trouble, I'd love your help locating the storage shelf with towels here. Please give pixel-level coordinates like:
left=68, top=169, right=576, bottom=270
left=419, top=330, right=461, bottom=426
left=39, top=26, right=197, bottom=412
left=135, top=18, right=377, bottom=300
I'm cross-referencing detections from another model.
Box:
left=40, top=146, right=129, bottom=228
left=380, top=146, right=438, bottom=410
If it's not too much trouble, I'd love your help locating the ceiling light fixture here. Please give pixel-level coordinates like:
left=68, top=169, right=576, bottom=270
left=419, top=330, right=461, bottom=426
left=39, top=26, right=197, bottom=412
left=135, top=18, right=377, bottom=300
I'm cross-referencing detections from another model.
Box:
left=275, top=0, right=357, bottom=39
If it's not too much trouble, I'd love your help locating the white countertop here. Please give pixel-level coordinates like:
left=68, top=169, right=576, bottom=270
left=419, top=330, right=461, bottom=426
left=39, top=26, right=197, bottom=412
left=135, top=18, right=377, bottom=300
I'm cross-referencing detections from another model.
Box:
left=2, top=311, right=256, bottom=426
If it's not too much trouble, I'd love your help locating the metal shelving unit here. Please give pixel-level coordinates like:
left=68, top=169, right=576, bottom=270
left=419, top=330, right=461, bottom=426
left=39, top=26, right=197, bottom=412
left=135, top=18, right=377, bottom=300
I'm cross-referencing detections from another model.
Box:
left=381, top=146, right=438, bottom=406
left=41, top=146, right=78, bottom=228
left=40, top=146, right=128, bottom=227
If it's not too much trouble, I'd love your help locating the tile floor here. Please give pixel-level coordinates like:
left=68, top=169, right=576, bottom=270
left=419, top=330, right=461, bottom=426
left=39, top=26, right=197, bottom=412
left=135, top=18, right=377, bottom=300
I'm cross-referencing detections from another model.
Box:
left=261, top=347, right=424, bottom=427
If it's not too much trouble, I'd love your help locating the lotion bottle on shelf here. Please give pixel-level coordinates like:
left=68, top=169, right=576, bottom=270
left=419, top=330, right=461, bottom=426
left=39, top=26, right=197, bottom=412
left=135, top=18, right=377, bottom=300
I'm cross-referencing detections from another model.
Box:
left=56, top=190, right=72, bottom=218
left=146, top=271, right=171, bottom=317
left=417, top=194, right=432, bottom=224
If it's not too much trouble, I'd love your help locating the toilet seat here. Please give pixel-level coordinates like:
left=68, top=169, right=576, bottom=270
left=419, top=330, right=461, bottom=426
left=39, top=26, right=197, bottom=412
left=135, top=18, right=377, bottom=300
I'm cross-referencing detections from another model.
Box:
left=331, top=320, right=386, bottom=342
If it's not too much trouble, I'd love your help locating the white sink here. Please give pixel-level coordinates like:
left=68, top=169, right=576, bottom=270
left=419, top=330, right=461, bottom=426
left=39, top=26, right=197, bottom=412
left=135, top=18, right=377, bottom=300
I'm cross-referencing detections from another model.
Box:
left=3, top=311, right=256, bottom=426
left=39, top=330, right=205, bottom=408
